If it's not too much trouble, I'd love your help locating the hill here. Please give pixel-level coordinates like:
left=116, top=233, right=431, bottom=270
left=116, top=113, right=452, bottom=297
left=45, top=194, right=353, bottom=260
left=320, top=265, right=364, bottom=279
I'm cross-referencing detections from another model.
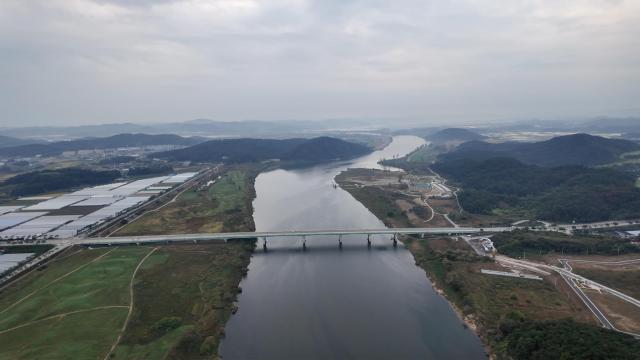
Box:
left=281, top=137, right=371, bottom=162
left=154, top=137, right=371, bottom=164
left=0, top=135, right=42, bottom=148
left=1, top=168, right=120, bottom=198
left=432, top=157, right=640, bottom=222
left=0, top=133, right=206, bottom=158
left=426, top=128, right=486, bottom=143
left=442, top=133, right=639, bottom=167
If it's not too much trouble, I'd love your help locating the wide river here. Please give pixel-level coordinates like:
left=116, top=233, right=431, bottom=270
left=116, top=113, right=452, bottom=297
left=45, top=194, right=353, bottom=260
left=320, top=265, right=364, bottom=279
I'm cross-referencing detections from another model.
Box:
left=220, top=136, right=485, bottom=359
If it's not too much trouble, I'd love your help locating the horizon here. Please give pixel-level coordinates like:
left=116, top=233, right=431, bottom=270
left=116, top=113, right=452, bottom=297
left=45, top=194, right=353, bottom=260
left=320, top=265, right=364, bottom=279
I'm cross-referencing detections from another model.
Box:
left=1, top=115, right=639, bottom=132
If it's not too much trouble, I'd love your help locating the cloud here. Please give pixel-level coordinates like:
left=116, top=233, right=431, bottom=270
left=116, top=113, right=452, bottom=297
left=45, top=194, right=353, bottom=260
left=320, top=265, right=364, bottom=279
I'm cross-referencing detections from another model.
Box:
left=0, top=0, right=638, bottom=126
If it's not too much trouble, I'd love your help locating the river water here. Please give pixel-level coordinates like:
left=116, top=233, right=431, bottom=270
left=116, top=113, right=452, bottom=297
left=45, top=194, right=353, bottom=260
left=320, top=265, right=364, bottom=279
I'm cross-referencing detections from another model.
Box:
left=220, top=136, right=485, bottom=359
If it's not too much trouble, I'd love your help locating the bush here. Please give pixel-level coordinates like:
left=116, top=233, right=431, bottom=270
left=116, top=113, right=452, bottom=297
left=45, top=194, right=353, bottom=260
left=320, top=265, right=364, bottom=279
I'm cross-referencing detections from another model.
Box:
left=152, top=316, right=182, bottom=333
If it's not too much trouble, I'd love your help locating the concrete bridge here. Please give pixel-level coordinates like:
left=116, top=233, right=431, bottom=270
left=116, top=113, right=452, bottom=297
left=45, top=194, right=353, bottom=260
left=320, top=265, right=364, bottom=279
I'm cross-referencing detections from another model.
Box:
left=77, top=226, right=513, bottom=248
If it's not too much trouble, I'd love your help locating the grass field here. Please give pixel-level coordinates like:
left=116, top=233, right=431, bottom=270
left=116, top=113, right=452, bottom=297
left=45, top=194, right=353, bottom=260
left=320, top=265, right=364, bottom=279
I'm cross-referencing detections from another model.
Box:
left=574, top=267, right=640, bottom=299
left=114, top=168, right=257, bottom=236
left=0, top=242, right=254, bottom=359
left=0, top=246, right=152, bottom=359
left=114, top=242, right=254, bottom=359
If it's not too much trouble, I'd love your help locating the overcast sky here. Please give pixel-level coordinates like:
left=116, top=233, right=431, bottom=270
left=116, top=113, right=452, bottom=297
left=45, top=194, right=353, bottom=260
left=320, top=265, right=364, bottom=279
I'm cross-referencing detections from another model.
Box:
left=1, top=0, right=639, bottom=127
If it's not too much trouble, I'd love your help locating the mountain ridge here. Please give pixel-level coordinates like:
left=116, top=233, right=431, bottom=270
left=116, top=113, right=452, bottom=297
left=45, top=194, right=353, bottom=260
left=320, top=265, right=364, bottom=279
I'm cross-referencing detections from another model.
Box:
left=0, top=133, right=206, bottom=157
left=154, top=136, right=371, bottom=164
left=441, top=133, right=639, bottom=167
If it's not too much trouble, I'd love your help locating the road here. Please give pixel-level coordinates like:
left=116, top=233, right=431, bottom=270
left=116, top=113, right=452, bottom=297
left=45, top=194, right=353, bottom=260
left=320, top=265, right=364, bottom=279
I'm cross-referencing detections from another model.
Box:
left=496, top=255, right=640, bottom=337
left=559, top=271, right=615, bottom=329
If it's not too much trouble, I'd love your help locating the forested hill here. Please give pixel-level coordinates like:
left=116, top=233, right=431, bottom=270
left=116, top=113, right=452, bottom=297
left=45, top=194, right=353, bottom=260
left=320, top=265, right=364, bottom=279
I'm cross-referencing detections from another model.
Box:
left=0, top=133, right=206, bottom=157
left=153, top=136, right=371, bottom=164
left=441, top=133, right=639, bottom=167
left=432, top=157, right=640, bottom=222
left=1, top=168, right=120, bottom=198
left=0, top=135, right=42, bottom=149
left=426, top=128, right=486, bottom=143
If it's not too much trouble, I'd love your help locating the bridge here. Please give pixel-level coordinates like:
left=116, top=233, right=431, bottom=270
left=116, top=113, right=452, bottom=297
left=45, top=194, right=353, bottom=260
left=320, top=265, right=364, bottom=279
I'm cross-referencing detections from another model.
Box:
left=75, top=226, right=513, bottom=249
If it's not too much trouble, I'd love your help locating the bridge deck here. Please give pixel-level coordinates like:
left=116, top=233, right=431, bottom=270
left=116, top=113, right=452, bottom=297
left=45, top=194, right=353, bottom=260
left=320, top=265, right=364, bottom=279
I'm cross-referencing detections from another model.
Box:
left=77, top=227, right=512, bottom=245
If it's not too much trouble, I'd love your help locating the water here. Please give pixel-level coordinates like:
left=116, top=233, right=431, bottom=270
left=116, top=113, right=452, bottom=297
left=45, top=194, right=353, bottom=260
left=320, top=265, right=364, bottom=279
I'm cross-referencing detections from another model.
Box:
left=220, top=136, right=485, bottom=359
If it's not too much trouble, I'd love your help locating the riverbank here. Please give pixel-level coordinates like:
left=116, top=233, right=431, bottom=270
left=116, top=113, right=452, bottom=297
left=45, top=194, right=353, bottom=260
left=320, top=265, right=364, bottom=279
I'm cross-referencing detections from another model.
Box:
left=114, top=165, right=261, bottom=235
left=335, top=168, right=594, bottom=358
left=108, top=165, right=261, bottom=358
left=0, top=242, right=256, bottom=359
left=114, top=241, right=255, bottom=359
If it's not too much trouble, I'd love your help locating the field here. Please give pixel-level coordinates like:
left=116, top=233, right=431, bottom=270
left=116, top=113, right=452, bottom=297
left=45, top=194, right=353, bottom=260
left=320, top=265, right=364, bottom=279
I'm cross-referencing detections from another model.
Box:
left=572, top=263, right=640, bottom=300
left=114, top=168, right=257, bottom=235
left=584, top=290, right=640, bottom=333
left=0, top=242, right=254, bottom=359
left=0, top=247, right=151, bottom=359
left=114, top=242, right=254, bottom=359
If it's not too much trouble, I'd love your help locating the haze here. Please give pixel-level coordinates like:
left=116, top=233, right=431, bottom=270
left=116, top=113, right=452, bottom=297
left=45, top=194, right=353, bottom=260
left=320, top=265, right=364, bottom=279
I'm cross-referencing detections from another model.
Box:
left=1, top=0, right=639, bottom=126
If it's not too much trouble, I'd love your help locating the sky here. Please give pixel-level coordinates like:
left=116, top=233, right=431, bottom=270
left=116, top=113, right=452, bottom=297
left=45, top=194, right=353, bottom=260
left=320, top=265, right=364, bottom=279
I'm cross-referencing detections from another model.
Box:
left=1, top=0, right=639, bottom=127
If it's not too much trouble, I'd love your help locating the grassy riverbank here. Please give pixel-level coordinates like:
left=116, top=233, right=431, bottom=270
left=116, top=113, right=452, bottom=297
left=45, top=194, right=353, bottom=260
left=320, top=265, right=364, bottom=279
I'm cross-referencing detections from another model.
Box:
left=114, top=166, right=259, bottom=235
left=113, top=242, right=255, bottom=359
left=0, top=242, right=255, bottom=359
left=404, top=237, right=591, bottom=355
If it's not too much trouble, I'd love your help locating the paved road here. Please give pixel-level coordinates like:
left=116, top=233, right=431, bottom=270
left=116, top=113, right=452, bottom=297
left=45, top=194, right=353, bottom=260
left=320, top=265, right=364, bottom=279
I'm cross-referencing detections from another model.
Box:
left=559, top=271, right=615, bottom=329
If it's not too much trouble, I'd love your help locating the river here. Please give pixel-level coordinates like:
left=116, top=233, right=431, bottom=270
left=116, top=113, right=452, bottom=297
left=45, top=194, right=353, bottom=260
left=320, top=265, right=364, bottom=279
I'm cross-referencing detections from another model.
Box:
left=220, top=135, right=485, bottom=359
